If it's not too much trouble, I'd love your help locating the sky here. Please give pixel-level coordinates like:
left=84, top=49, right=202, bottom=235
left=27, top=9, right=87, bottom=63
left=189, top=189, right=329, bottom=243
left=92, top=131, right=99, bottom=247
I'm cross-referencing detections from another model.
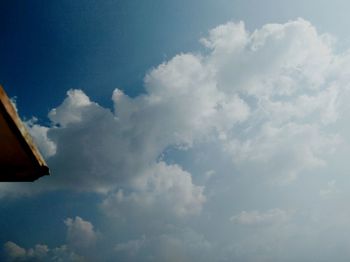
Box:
left=2, top=0, right=350, bottom=261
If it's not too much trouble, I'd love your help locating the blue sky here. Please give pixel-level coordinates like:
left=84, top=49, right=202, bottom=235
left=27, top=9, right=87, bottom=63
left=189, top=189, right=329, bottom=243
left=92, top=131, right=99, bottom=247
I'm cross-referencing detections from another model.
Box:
left=2, top=1, right=350, bottom=261
left=3, top=0, right=350, bottom=118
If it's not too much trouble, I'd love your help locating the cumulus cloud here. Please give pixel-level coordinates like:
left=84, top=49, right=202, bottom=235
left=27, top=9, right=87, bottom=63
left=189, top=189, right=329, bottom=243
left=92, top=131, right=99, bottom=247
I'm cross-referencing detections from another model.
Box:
left=3, top=217, right=96, bottom=262
left=225, top=122, right=339, bottom=183
left=25, top=18, right=340, bottom=193
left=25, top=119, right=56, bottom=158
left=3, top=242, right=83, bottom=262
left=113, top=228, right=213, bottom=262
left=4, top=242, right=26, bottom=261
left=5, top=17, right=350, bottom=261
left=198, top=19, right=342, bottom=183
left=0, top=18, right=334, bottom=206
left=64, top=216, right=98, bottom=250
left=102, top=162, right=205, bottom=218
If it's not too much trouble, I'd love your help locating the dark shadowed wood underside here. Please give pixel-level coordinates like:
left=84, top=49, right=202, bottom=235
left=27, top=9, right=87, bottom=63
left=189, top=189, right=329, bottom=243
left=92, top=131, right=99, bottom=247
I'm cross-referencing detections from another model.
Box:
left=0, top=86, right=49, bottom=181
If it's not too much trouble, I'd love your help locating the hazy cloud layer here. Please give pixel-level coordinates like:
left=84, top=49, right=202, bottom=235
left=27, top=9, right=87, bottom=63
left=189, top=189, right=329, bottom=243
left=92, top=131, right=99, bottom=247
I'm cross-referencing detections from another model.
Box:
left=230, top=208, right=292, bottom=226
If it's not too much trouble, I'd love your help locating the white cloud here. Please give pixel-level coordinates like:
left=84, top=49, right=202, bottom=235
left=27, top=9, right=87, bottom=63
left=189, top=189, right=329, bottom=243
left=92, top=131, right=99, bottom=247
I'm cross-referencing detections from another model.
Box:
left=7, top=18, right=338, bottom=200
left=64, top=216, right=97, bottom=250
left=320, top=180, right=340, bottom=199
left=26, top=119, right=57, bottom=158
left=200, top=21, right=248, bottom=58
left=4, top=242, right=26, bottom=261
left=113, top=228, right=213, bottom=262
left=3, top=217, right=96, bottom=262
left=114, top=236, right=145, bottom=256
left=48, top=89, right=92, bottom=127
left=102, top=162, right=206, bottom=218
left=208, top=19, right=333, bottom=96
left=3, top=242, right=83, bottom=262
left=49, top=245, right=84, bottom=262
left=5, top=17, right=350, bottom=262
left=225, top=122, right=339, bottom=183
left=199, top=19, right=341, bottom=182
left=230, top=208, right=292, bottom=226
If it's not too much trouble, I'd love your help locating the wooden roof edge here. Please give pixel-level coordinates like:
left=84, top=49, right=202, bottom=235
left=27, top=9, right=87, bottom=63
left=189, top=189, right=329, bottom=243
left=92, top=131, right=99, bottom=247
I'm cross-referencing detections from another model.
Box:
left=0, top=85, right=50, bottom=179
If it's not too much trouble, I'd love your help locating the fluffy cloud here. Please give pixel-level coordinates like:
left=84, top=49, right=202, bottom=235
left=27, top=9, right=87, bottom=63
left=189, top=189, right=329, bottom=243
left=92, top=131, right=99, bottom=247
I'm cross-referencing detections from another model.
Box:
left=102, top=162, right=205, bottom=218
left=3, top=217, right=96, bottom=262
left=64, top=217, right=98, bottom=250
left=206, top=19, right=333, bottom=95
left=29, top=18, right=340, bottom=192
left=4, top=242, right=27, bottom=261
left=0, top=19, right=334, bottom=204
left=225, top=122, right=339, bottom=183
left=202, top=19, right=340, bottom=182
left=112, top=228, right=213, bottom=262
left=3, top=242, right=83, bottom=262
left=5, top=17, right=350, bottom=261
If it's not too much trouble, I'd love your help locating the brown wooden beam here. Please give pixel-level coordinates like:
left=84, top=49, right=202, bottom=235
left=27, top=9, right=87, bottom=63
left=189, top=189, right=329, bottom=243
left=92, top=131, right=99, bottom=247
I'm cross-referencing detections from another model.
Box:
left=0, top=85, right=49, bottom=181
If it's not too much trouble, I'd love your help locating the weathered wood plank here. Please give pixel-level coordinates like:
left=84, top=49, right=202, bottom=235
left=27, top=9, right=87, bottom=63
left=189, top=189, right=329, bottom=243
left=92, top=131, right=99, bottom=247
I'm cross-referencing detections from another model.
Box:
left=0, top=86, right=49, bottom=181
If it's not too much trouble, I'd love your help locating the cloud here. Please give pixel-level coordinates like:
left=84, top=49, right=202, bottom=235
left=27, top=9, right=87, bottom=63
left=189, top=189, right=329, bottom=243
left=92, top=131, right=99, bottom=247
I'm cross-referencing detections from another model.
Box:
left=207, top=19, right=333, bottom=95
left=230, top=208, right=292, bottom=226
left=64, top=216, right=98, bottom=250
left=48, top=90, right=92, bottom=127
left=3, top=217, right=96, bottom=262
left=25, top=119, right=57, bottom=158
left=102, top=161, right=206, bottom=218
left=225, top=122, right=339, bottom=183
left=3, top=242, right=26, bottom=261
left=0, top=18, right=336, bottom=202
left=3, top=242, right=83, bottom=262
left=114, top=236, right=145, bottom=257
left=320, top=180, right=340, bottom=199
left=4, top=17, right=350, bottom=261
left=113, top=228, right=213, bottom=262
